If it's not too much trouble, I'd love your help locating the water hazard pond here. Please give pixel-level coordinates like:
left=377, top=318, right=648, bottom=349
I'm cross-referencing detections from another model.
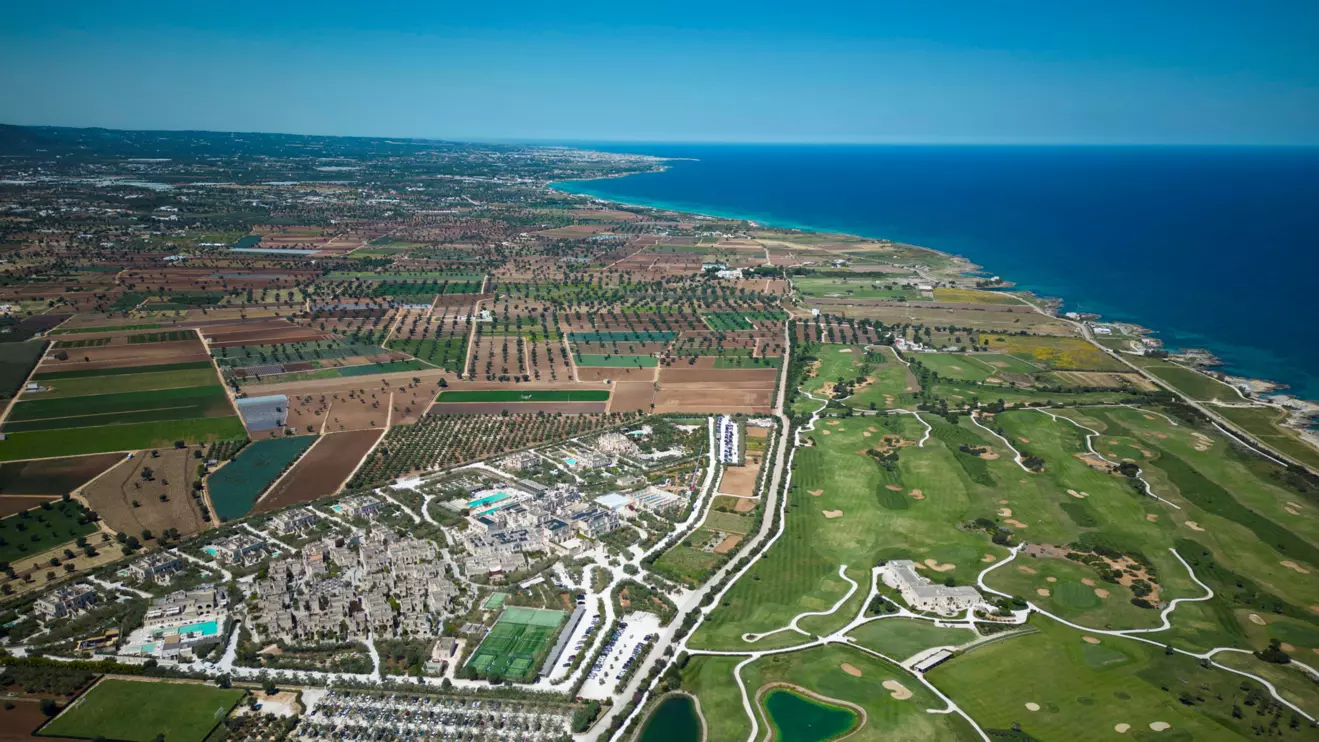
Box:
left=637, top=694, right=702, bottom=742
left=762, top=687, right=859, bottom=742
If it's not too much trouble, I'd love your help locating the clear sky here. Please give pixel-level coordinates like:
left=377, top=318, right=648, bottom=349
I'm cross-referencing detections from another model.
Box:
left=2, top=1, right=1317, bottom=144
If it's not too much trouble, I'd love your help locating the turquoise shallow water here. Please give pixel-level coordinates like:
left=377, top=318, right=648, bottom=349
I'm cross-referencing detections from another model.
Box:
left=555, top=144, right=1319, bottom=401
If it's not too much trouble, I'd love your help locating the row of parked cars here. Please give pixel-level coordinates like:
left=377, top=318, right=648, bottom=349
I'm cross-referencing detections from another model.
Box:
left=298, top=690, right=571, bottom=741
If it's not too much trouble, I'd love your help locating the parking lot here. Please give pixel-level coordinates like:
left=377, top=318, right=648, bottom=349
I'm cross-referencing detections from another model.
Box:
left=297, top=689, right=573, bottom=741
left=578, top=611, right=661, bottom=700
left=546, top=604, right=602, bottom=683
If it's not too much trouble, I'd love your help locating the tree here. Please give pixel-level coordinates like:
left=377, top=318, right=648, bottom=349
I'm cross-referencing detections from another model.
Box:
left=262, top=677, right=277, bottom=695
left=39, top=698, right=58, bottom=717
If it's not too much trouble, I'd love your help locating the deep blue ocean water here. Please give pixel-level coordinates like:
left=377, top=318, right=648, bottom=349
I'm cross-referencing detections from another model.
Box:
left=554, top=144, right=1319, bottom=400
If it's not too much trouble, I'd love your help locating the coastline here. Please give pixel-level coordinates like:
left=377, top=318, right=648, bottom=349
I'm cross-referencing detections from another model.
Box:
left=547, top=167, right=1319, bottom=442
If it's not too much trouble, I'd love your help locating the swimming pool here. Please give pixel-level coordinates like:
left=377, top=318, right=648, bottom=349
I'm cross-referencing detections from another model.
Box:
left=467, top=492, right=510, bottom=509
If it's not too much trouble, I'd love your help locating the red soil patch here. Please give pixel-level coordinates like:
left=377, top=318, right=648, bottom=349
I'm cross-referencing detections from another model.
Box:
left=0, top=453, right=125, bottom=496
left=255, top=429, right=383, bottom=512
left=0, top=495, right=59, bottom=518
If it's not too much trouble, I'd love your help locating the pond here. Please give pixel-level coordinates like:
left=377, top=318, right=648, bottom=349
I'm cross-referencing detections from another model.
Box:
left=637, top=694, right=702, bottom=742
left=762, top=687, right=858, bottom=742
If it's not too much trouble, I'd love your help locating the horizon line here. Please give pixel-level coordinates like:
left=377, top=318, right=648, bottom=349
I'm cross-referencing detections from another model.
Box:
left=4, top=122, right=1318, bottom=149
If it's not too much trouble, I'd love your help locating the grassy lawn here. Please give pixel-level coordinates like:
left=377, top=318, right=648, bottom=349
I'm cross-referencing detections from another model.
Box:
left=795, top=276, right=924, bottom=301
left=737, top=644, right=979, bottom=741
left=691, top=412, right=997, bottom=650
left=846, top=618, right=978, bottom=661
left=1126, top=355, right=1244, bottom=403
left=41, top=678, right=244, bottom=742
left=928, top=617, right=1310, bottom=741
left=436, top=389, right=610, bottom=403
left=652, top=543, right=722, bottom=586
left=1214, top=404, right=1319, bottom=471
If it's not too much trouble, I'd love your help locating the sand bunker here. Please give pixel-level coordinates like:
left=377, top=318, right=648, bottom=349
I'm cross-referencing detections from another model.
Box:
left=1036, top=588, right=1051, bottom=597
left=909, top=489, right=925, bottom=500
left=882, top=679, right=912, bottom=700
left=1286, top=506, right=1300, bottom=515
left=998, top=499, right=1010, bottom=505
left=823, top=510, right=844, bottom=519
left=1184, top=521, right=1205, bottom=532
left=1115, top=723, right=1131, bottom=733
left=821, top=430, right=831, bottom=435
left=997, top=508, right=1013, bottom=517
left=840, top=663, right=863, bottom=677
left=1082, top=578, right=1096, bottom=587
left=982, top=554, right=997, bottom=563
left=1248, top=613, right=1266, bottom=626
left=1046, top=576, right=1058, bottom=583
left=1069, top=490, right=1089, bottom=499
left=1083, top=636, right=1101, bottom=644
left=1145, top=513, right=1159, bottom=522
left=1018, top=437, right=1030, bottom=443
left=1150, top=722, right=1171, bottom=731
left=839, top=348, right=853, bottom=353
left=808, top=489, right=824, bottom=496
left=868, top=427, right=877, bottom=432
left=885, top=484, right=903, bottom=491
left=1025, top=702, right=1040, bottom=711
left=827, top=420, right=841, bottom=426
left=980, top=450, right=1000, bottom=460
left=1094, top=588, right=1110, bottom=599
left=1281, top=560, right=1310, bottom=574
left=1017, top=565, right=1037, bottom=574
left=924, top=559, right=955, bottom=572
left=863, top=431, right=871, bottom=437
left=1005, top=519, right=1029, bottom=529
left=1289, top=501, right=1304, bottom=510
left=1282, top=643, right=1296, bottom=652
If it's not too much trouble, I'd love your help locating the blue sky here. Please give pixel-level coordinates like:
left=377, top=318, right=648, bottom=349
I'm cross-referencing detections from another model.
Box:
left=2, top=1, right=1317, bottom=144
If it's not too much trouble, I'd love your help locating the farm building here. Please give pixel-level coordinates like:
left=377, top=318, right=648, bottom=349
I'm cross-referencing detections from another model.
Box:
left=236, top=394, right=289, bottom=432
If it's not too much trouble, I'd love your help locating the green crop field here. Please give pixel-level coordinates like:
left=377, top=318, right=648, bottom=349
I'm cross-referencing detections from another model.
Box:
left=466, top=607, right=564, bottom=681
left=569, top=331, right=674, bottom=343
left=436, top=389, right=610, bottom=403
left=3, top=385, right=235, bottom=433
left=573, top=354, right=658, bottom=367
left=40, top=678, right=244, bottom=742
left=208, top=436, right=317, bottom=521
left=0, top=499, right=98, bottom=563
left=33, top=361, right=213, bottom=381
left=0, top=417, right=247, bottom=462
left=1126, top=355, right=1243, bottom=402
left=0, top=339, right=45, bottom=400
left=37, top=367, right=220, bottom=399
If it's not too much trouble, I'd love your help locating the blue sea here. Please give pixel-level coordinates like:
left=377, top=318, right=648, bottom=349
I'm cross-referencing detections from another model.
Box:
left=554, top=144, right=1319, bottom=401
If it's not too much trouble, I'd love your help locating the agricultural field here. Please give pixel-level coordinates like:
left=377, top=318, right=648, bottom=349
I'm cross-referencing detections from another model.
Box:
left=39, top=678, right=244, bottom=742
left=82, top=446, right=210, bottom=537
left=0, top=453, right=125, bottom=496
left=255, top=429, right=381, bottom=512
left=981, top=334, right=1127, bottom=371
left=0, top=334, right=244, bottom=461
left=0, top=339, right=45, bottom=400
left=207, top=436, right=317, bottom=521
left=0, top=499, right=98, bottom=563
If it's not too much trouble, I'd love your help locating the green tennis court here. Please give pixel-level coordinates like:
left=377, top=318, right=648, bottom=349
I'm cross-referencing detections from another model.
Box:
left=466, top=606, right=565, bottom=680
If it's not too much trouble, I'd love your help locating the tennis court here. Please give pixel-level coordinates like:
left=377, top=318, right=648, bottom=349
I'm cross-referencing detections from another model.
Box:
left=466, top=606, right=565, bottom=680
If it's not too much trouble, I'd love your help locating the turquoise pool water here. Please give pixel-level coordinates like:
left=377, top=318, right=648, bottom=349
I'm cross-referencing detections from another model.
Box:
left=467, top=492, right=510, bottom=508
